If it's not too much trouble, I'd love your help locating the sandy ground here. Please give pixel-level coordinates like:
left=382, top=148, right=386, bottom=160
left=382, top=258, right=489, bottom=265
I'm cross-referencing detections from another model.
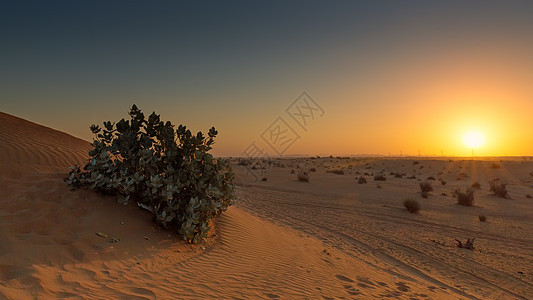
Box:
left=233, top=156, right=533, bottom=299
left=1, top=111, right=532, bottom=299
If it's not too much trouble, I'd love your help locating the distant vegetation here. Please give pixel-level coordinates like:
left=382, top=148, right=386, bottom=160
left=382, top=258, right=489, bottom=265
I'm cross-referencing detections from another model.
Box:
left=327, top=169, right=345, bottom=175
left=488, top=179, right=511, bottom=199
left=374, top=174, right=386, bottom=181
left=65, top=105, right=235, bottom=243
left=403, top=199, right=420, bottom=213
left=297, top=170, right=310, bottom=182
left=452, top=187, right=475, bottom=206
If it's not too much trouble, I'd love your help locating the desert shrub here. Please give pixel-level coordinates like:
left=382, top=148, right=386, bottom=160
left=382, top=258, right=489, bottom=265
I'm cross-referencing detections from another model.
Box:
left=357, top=176, right=367, bottom=184
left=407, top=175, right=416, bottom=179
left=471, top=181, right=481, bottom=189
left=452, top=187, right=475, bottom=206
left=65, top=105, right=235, bottom=243
left=440, top=180, right=447, bottom=185
left=479, top=214, right=487, bottom=222
left=309, top=167, right=317, bottom=172
left=327, top=169, right=344, bottom=175
left=488, top=179, right=510, bottom=199
left=426, top=176, right=436, bottom=181
left=419, top=181, right=433, bottom=193
left=395, top=173, right=404, bottom=178
left=290, top=169, right=295, bottom=174
left=491, top=163, right=501, bottom=169
left=297, top=170, right=310, bottom=182
left=403, top=199, right=420, bottom=213
left=374, top=174, right=386, bottom=181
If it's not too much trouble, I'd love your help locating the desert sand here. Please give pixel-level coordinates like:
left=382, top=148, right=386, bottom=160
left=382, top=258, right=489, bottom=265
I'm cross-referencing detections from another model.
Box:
left=1, top=112, right=532, bottom=299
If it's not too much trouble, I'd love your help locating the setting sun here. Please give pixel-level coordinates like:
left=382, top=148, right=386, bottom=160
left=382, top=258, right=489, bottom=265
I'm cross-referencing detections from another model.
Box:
left=463, top=130, right=485, bottom=149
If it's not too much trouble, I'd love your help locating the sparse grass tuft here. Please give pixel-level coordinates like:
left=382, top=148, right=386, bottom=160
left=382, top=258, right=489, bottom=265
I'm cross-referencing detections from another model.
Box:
left=403, top=199, right=420, bottom=213
left=452, top=187, right=475, bottom=206
left=357, top=176, right=367, bottom=184
left=471, top=181, right=481, bottom=189
left=488, top=179, right=511, bottom=199
left=479, top=214, right=487, bottom=222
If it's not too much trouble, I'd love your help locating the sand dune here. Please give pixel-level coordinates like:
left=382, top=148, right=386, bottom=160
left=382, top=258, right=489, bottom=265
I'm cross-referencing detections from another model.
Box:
left=1, top=112, right=531, bottom=299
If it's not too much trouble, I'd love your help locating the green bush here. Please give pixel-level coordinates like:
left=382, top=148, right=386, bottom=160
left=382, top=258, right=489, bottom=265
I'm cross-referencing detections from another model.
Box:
left=65, top=105, right=235, bottom=243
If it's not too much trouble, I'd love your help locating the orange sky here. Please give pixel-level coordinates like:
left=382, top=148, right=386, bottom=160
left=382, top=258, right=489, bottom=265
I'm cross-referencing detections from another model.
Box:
left=1, top=2, right=532, bottom=157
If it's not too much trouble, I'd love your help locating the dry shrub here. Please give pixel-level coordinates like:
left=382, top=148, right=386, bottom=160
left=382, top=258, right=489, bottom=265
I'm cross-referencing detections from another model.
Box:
left=419, top=181, right=433, bottom=193
left=327, top=169, right=344, bottom=175
left=297, top=170, right=310, bottom=182
left=374, top=174, right=386, bottom=181
left=403, top=199, right=420, bottom=213
left=488, top=179, right=510, bottom=199
left=357, top=176, right=367, bottom=184
left=452, top=187, right=475, bottom=206
left=478, top=215, right=487, bottom=222
left=471, top=181, right=481, bottom=189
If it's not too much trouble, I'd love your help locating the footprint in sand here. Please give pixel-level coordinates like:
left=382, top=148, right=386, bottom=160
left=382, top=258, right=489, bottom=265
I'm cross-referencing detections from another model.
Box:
left=264, top=292, right=280, bottom=299
left=395, top=281, right=411, bottom=292
left=335, top=274, right=354, bottom=283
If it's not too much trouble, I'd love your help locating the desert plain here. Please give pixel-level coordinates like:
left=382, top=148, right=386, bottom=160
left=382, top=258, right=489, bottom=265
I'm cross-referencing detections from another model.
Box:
left=0, top=111, right=532, bottom=299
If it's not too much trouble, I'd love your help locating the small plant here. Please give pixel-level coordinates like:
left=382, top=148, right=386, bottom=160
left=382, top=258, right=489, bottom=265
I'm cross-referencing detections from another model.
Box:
left=491, top=162, right=501, bottom=169
left=403, top=199, right=420, bottom=213
left=309, top=167, right=317, bottom=172
left=421, top=191, right=429, bottom=198
left=374, top=174, right=386, bottom=181
left=290, top=169, right=295, bottom=174
left=488, top=179, right=511, bottom=199
left=357, top=176, right=367, bottom=184
left=440, top=180, right=447, bottom=185
left=297, top=170, right=310, bottom=182
left=426, top=176, right=436, bottom=181
left=395, top=173, right=403, bottom=178
left=419, top=181, right=433, bottom=193
left=471, top=181, right=481, bottom=189
left=452, top=187, right=475, bottom=206
left=261, top=177, right=267, bottom=181
left=327, top=169, right=345, bottom=175
left=526, top=194, right=532, bottom=198
left=479, top=214, right=487, bottom=222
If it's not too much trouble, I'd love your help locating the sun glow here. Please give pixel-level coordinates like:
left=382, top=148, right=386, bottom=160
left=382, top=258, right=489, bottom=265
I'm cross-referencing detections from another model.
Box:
left=463, top=131, right=485, bottom=149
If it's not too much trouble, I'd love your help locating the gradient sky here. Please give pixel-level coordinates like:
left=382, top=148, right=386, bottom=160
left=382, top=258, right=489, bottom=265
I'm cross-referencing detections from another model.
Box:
left=1, top=1, right=532, bottom=157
